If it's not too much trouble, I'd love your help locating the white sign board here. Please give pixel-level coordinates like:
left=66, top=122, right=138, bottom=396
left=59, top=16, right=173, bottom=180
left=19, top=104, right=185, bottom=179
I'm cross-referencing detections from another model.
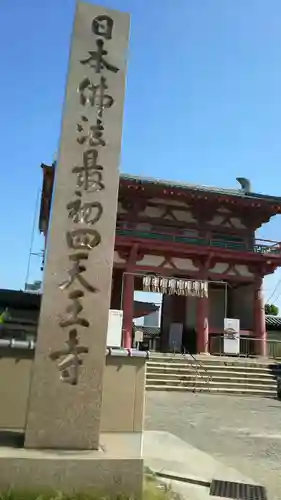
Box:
left=107, top=310, right=123, bottom=348
left=223, top=318, right=240, bottom=355
left=134, top=330, right=144, bottom=343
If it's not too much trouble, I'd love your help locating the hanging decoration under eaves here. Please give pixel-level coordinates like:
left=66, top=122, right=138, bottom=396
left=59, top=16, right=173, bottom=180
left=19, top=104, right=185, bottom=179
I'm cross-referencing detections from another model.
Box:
left=142, top=275, right=208, bottom=297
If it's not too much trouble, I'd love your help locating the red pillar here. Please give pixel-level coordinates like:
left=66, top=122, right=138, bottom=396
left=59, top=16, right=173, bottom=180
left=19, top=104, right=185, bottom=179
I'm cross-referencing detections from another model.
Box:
left=254, top=278, right=267, bottom=357
left=196, top=295, right=209, bottom=354
left=122, top=272, right=134, bottom=348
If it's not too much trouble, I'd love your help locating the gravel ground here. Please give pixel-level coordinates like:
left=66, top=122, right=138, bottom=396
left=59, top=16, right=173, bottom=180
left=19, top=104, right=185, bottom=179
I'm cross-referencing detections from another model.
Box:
left=145, top=392, right=281, bottom=499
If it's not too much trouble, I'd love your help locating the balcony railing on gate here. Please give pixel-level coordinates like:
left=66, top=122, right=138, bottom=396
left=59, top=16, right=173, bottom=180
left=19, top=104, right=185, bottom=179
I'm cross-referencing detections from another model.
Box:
left=209, top=334, right=281, bottom=359
left=116, top=223, right=281, bottom=256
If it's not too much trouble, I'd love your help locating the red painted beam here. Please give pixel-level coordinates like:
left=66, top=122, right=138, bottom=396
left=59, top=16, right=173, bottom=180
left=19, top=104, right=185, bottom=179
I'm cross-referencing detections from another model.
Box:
left=122, top=264, right=257, bottom=283
left=115, top=235, right=281, bottom=265
left=114, top=261, right=278, bottom=280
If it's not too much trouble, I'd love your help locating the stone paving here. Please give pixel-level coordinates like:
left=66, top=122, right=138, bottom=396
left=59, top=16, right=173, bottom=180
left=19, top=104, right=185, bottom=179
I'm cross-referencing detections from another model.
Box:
left=145, top=392, right=281, bottom=499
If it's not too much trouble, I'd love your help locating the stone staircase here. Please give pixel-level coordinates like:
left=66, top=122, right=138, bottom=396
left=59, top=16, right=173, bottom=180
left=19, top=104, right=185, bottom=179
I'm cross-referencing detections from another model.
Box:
left=146, top=355, right=281, bottom=397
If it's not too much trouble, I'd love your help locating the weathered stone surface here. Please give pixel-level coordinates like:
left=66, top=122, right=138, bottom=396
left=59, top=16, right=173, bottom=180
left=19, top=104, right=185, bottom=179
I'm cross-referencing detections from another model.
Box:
left=24, top=2, right=130, bottom=450
left=0, top=433, right=143, bottom=498
left=146, top=392, right=281, bottom=500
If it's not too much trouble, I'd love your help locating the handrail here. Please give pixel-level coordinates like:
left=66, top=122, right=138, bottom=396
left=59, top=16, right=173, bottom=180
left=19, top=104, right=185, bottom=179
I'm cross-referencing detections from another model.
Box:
left=116, top=223, right=281, bottom=255
left=180, top=346, right=212, bottom=392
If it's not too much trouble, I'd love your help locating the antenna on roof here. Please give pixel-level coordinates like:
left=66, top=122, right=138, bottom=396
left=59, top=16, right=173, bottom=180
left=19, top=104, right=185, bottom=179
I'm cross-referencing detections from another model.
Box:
left=236, top=177, right=251, bottom=193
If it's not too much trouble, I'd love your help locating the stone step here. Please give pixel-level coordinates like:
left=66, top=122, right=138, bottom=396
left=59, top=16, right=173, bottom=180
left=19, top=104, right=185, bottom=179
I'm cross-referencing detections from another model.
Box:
left=146, top=373, right=277, bottom=385
left=147, top=357, right=280, bottom=397
left=150, top=356, right=280, bottom=369
left=146, top=377, right=277, bottom=390
left=148, top=358, right=280, bottom=367
left=145, top=384, right=276, bottom=397
left=147, top=366, right=278, bottom=378
left=147, top=361, right=281, bottom=374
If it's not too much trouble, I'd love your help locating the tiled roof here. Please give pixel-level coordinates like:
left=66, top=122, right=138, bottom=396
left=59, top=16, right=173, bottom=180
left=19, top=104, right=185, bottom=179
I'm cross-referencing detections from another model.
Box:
left=120, top=174, right=281, bottom=205
left=133, top=325, right=160, bottom=337
left=42, top=165, right=281, bottom=205
left=0, top=289, right=40, bottom=309
left=265, top=315, right=281, bottom=329
left=133, top=301, right=159, bottom=319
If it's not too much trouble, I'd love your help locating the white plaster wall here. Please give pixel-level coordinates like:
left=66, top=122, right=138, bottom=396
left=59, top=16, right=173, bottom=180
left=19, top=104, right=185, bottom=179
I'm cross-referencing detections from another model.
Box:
left=141, top=206, right=164, bottom=218
left=209, top=215, right=228, bottom=226
left=230, top=217, right=246, bottom=229
left=231, top=284, right=254, bottom=330
left=208, top=263, right=254, bottom=279
left=171, top=210, right=196, bottom=223
left=172, top=258, right=199, bottom=271
left=136, top=255, right=164, bottom=266
left=234, top=265, right=253, bottom=277
left=135, top=254, right=200, bottom=271
left=209, top=213, right=245, bottom=229
left=138, top=205, right=196, bottom=223
left=209, top=262, right=229, bottom=274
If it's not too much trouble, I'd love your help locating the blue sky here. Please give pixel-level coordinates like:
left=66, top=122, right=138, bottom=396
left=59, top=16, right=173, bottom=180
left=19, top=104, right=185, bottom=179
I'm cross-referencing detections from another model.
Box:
left=1, top=0, right=281, bottom=306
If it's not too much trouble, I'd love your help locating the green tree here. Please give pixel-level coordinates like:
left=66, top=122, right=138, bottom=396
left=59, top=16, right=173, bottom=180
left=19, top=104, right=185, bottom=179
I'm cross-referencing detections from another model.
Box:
left=0, top=308, right=10, bottom=324
left=265, top=303, right=279, bottom=316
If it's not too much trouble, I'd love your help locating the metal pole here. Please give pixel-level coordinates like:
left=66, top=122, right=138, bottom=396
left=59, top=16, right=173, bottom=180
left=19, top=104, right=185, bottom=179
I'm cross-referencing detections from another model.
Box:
left=24, top=189, right=41, bottom=290
left=120, top=270, right=126, bottom=309
left=224, top=282, right=228, bottom=318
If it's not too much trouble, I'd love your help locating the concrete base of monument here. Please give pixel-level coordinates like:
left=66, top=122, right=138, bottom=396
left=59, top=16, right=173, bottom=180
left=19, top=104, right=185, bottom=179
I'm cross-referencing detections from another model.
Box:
left=0, top=432, right=143, bottom=498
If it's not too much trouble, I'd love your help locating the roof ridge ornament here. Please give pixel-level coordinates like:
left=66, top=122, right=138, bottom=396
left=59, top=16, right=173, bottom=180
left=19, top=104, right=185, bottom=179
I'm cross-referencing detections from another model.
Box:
left=236, top=177, right=251, bottom=193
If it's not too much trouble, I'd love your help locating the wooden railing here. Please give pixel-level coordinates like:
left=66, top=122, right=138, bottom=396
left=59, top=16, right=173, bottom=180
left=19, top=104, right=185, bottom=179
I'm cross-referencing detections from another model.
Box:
left=116, top=223, right=281, bottom=256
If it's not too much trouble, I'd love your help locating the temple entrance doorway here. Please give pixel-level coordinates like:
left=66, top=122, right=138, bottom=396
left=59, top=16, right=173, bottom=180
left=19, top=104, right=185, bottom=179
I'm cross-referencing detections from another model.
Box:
left=182, top=327, right=197, bottom=355
left=132, top=274, right=208, bottom=353
left=133, top=289, right=162, bottom=350
left=120, top=271, right=228, bottom=353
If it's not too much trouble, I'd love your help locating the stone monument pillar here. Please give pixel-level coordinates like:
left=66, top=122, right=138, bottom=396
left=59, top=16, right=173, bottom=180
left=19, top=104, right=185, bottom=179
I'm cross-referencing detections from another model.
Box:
left=24, top=2, right=130, bottom=451
left=0, top=4, right=146, bottom=498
